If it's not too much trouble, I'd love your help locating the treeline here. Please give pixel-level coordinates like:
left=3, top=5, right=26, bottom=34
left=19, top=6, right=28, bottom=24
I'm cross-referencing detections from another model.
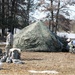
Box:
left=0, top=0, right=75, bottom=37
left=35, top=0, right=75, bottom=33
left=0, top=0, right=31, bottom=35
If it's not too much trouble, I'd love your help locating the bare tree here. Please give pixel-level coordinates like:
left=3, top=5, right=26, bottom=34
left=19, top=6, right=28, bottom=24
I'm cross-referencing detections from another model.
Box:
left=55, top=0, right=60, bottom=33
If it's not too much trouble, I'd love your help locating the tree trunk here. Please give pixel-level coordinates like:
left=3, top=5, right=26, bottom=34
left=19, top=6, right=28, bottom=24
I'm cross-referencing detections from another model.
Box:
left=55, top=0, right=60, bottom=33
left=2, top=0, right=5, bottom=36
left=49, top=0, right=54, bottom=32
left=10, top=0, right=15, bottom=34
left=27, top=0, right=30, bottom=25
left=2, top=28, right=5, bottom=37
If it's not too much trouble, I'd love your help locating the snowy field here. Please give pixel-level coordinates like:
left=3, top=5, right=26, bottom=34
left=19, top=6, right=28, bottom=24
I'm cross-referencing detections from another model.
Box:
left=57, top=32, right=75, bottom=39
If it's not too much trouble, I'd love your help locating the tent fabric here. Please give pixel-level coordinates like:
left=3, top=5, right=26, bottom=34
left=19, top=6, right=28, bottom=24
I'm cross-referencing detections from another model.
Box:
left=13, top=21, right=62, bottom=52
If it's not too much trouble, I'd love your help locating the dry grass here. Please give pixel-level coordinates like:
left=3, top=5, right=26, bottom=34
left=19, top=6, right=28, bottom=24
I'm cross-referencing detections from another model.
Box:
left=0, top=51, right=75, bottom=75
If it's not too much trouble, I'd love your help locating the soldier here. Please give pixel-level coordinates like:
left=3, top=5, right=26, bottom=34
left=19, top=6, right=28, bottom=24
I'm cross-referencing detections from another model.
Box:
left=5, top=29, right=13, bottom=57
left=9, top=48, right=21, bottom=59
left=66, top=38, right=71, bottom=49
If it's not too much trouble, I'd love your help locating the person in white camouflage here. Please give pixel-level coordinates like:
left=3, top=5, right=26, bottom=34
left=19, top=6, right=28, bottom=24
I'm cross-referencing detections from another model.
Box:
left=5, top=29, right=13, bottom=57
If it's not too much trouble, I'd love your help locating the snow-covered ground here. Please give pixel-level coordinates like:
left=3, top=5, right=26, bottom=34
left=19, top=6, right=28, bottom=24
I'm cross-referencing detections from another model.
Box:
left=57, top=32, right=75, bottom=39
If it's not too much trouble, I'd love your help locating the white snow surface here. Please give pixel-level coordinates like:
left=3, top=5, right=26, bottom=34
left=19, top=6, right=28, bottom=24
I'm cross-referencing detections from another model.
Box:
left=57, top=32, right=75, bottom=39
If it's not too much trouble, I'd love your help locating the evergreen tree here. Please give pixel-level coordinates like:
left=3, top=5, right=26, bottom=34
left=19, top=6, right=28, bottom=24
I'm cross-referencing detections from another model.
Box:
left=0, top=0, right=33, bottom=35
